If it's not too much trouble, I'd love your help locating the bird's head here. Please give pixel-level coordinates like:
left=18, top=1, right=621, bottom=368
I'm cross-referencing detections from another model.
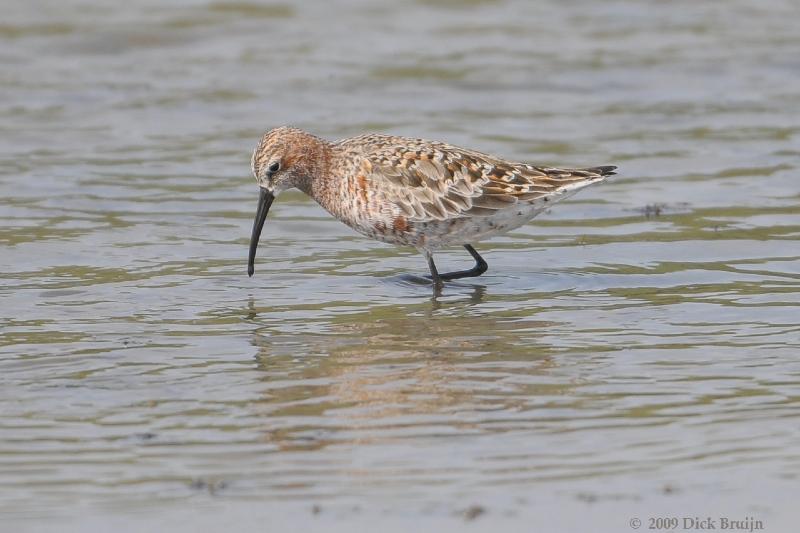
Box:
left=248, top=127, right=329, bottom=277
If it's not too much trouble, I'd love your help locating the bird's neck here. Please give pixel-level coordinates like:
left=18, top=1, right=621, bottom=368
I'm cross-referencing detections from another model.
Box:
left=297, top=143, right=351, bottom=220
left=294, top=139, right=334, bottom=199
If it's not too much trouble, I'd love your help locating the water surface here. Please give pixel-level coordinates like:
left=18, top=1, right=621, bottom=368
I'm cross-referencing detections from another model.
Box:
left=1, top=0, right=799, bottom=531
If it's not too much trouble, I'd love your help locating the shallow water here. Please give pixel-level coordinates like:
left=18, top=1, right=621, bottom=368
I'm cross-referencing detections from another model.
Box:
left=2, top=0, right=799, bottom=531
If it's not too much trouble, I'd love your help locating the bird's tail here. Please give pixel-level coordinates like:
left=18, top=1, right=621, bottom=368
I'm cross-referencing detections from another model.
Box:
left=585, top=165, right=617, bottom=177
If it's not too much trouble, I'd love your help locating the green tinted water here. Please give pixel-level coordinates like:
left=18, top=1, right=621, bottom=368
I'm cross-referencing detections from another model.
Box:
left=1, top=0, right=799, bottom=531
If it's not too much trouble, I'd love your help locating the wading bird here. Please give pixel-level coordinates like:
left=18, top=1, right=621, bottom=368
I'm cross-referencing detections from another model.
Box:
left=248, top=127, right=615, bottom=294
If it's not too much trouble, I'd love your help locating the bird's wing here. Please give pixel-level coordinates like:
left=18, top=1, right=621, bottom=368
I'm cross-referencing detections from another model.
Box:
left=358, top=136, right=615, bottom=221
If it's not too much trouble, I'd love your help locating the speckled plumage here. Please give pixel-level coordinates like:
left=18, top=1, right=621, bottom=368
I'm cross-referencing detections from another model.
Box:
left=249, top=126, right=615, bottom=291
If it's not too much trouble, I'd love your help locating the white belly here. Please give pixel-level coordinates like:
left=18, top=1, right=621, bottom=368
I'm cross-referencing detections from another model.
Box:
left=418, top=199, right=551, bottom=249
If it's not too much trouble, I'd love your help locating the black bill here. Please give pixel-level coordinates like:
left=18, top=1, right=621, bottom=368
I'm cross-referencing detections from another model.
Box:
left=248, top=188, right=275, bottom=277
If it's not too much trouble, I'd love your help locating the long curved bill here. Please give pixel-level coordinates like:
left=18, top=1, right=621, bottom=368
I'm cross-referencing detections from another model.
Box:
left=248, top=188, right=275, bottom=277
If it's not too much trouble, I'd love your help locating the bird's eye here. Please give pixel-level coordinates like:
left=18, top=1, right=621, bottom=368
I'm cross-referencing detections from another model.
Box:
left=268, top=161, right=280, bottom=173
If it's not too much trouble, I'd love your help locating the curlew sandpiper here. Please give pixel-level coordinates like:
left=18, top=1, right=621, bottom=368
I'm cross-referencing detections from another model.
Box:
left=248, top=127, right=615, bottom=294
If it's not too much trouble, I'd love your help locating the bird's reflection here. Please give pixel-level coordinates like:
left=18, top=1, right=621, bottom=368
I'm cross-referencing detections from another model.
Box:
left=244, top=295, right=565, bottom=452
left=393, top=273, right=488, bottom=307
left=245, top=297, right=259, bottom=321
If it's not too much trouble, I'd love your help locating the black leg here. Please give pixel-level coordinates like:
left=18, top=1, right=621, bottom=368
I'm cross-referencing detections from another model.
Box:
left=424, top=251, right=444, bottom=294
left=439, top=244, right=488, bottom=281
